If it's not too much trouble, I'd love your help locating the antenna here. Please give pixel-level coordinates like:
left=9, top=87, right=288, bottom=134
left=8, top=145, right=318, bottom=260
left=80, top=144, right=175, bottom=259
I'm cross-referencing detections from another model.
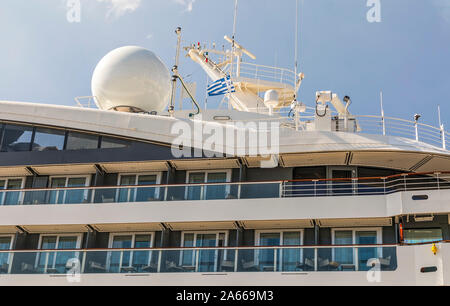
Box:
left=230, top=0, right=238, bottom=76
left=294, top=0, right=299, bottom=91
left=438, top=104, right=442, bottom=127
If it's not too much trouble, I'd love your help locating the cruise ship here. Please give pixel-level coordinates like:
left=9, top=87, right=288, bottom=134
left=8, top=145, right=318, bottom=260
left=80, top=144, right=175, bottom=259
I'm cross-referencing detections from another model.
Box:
left=0, top=24, right=449, bottom=286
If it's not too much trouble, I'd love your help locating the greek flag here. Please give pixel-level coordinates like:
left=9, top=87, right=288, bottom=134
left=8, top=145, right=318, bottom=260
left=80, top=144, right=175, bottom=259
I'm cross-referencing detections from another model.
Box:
left=207, top=75, right=236, bottom=96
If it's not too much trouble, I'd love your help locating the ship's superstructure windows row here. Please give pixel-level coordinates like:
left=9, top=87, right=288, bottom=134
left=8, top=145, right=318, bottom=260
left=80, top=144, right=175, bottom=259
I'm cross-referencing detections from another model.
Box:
left=0, top=224, right=408, bottom=275
left=0, top=123, right=134, bottom=152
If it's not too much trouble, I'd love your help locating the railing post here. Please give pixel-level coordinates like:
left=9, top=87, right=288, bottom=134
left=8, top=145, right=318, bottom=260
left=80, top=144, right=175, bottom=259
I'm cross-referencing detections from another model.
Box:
left=164, top=186, right=168, bottom=201
left=436, top=172, right=440, bottom=190
left=274, top=248, right=277, bottom=272
left=441, top=124, right=446, bottom=150
left=403, top=175, right=407, bottom=191
left=279, top=182, right=283, bottom=198
left=415, top=121, right=419, bottom=142
left=352, top=178, right=358, bottom=195
left=157, top=250, right=162, bottom=273
left=237, top=183, right=242, bottom=199
left=313, top=180, right=317, bottom=197
left=314, top=248, right=318, bottom=272
left=81, top=250, right=87, bottom=274
left=234, top=249, right=238, bottom=272
left=195, top=249, right=200, bottom=272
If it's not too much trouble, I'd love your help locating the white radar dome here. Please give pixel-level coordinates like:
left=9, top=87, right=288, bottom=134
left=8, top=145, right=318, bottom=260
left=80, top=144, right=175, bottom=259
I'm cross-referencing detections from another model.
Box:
left=92, top=46, right=171, bottom=113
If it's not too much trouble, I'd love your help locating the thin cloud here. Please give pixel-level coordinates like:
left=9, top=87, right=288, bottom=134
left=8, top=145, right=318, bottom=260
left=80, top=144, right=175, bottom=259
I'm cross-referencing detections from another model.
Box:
left=96, top=0, right=141, bottom=18
left=432, top=0, right=450, bottom=23
left=173, top=0, right=196, bottom=12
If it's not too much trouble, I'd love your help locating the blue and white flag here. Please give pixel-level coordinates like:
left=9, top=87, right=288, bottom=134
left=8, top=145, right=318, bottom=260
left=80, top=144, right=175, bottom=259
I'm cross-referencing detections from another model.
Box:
left=207, top=75, right=236, bottom=96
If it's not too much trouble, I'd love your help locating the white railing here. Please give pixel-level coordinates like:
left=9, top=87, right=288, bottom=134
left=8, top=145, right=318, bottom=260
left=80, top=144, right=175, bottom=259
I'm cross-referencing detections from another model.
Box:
left=0, top=171, right=449, bottom=206
left=234, top=62, right=296, bottom=87
left=74, top=96, right=98, bottom=109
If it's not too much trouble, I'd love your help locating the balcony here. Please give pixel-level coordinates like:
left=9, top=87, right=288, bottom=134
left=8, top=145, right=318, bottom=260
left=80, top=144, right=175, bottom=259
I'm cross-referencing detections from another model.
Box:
left=0, top=244, right=398, bottom=275
left=0, top=172, right=448, bottom=206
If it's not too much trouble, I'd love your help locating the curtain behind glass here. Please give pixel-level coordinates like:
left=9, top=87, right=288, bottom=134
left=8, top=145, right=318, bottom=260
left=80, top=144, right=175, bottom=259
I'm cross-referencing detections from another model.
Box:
left=136, top=175, right=157, bottom=202
left=282, top=232, right=301, bottom=271
left=110, top=236, right=132, bottom=273
left=334, top=231, right=353, bottom=265
left=259, top=233, right=280, bottom=271
left=4, top=179, right=22, bottom=205
left=356, top=231, right=377, bottom=271
left=205, top=173, right=227, bottom=200
left=0, top=237, right=11, bottom=272
left=187, top=173, right=205, bottom=200
left=118, top=175, right=136, bottom=203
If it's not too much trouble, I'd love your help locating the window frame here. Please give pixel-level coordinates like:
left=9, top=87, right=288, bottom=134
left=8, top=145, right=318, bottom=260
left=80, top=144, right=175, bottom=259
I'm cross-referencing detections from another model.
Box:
left=180, top=230, right=229, bottom=272
left=48, top=175, right=91, bottom=204
left=0, top=234, right=15, bottom=274
left=185, top=170, right=232, bottom=200
left=36, top=233, right=83, bottom=272
left=107, top=232, right=155, bottom=271
left=254, top=229, right=304, bottom=270
left=0, top=177, right=25, bottom=205
left=116, top=172, right=162, bottom=202
left=32, top=126, right=66, bottom=152
left=331, top=227, right=382, bottom=271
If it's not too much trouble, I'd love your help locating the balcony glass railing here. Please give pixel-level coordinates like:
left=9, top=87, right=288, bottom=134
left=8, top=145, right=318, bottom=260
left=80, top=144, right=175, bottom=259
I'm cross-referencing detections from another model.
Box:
left=0, top=245, right=397, bottom=275
left=0, top=172, right=449, bottom=206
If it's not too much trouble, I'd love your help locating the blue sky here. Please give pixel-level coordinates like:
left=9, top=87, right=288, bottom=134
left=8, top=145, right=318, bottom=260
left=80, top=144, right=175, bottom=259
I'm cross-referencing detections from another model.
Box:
left=0, top=0, right=449, bottom=128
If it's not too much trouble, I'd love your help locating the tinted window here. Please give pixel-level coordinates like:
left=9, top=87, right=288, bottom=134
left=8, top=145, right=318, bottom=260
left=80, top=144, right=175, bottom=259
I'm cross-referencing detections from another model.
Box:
left=66, top=132, right=99, bottom=150
left=1, top=124, right=33, bottom=152
left=32, top=128, right=65, bottom=151
left=101, top=136, right=131, bottom=149
left=293, top=167, right=326, bottom=180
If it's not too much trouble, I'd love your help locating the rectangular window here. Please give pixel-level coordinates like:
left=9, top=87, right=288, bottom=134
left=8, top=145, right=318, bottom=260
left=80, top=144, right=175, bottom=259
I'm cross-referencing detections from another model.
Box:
left=0, top=236, right=13, bottom=274
left=49, top=176, right=89, bottom=204
left=108, top=233, right=154, bottom=273
left=331, top=228, right=381, bottom=271
left=255, top=230, right=303, bottom=272
left=117, top=173, right=160, bottom=202
left=1, top=124, right=33, bottom=152
left=32, top=128, right=65, bottom=151
left=0, top=178, right=24, bottom=205
left=66, top=132, right=99, bottom=150
left=101, top=136, right=131, bottom=149
left=181, top=231, right=228, bottom=272
left=37, top=234, right=81, bottom=274
left=404, top=228, right=443, bottom=244
left=186, top=171, right=231, bottom=200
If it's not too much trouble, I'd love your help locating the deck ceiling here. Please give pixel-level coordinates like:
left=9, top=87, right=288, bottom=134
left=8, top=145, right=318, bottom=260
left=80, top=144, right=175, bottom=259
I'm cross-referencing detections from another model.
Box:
left=280, top=152, right=349, bottom=167
left=0, top=167, right=30, bottom=177
left=349, top=152, right=429, bottom=171
left=0, top=226, right=20, bottom=234
left=32, top=164, right=97, bottom=176
left=21, top=224, right=89, bottom=234
left=92, top=223, right=163, bottom=232
left=317, top=218, right=392, bottom=228
left=415, top=156, right=450, bottom=172
left=171, top=159, right=240, bottom=171
left=166, top=221, right=237, bottom=231
left=101, top=161, right=168, bottom=173
left=241, top=220, right=314, bottom=229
